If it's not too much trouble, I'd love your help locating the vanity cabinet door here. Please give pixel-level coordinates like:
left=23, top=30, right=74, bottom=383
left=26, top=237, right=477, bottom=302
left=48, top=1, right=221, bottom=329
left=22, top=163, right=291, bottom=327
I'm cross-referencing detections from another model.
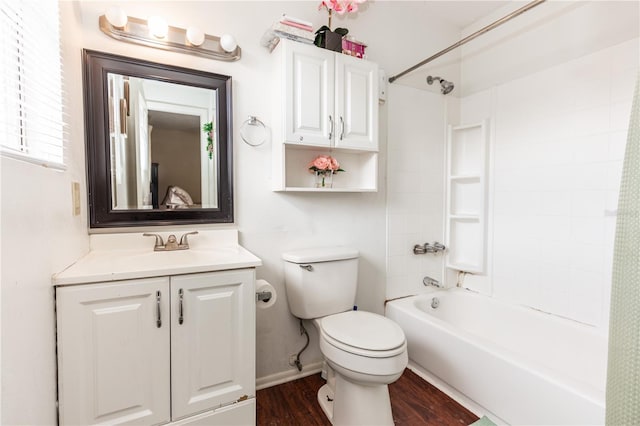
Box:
left=170, top=269, right=255, bottom=420
left=56, top=278, right=171, bottom=426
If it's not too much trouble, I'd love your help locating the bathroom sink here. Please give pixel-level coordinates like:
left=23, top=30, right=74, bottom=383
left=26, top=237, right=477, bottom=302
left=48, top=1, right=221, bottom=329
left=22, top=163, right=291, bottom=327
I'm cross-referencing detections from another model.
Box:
left=53, top=230, right=261, bottom=285
left=109, top=247, right=244, bottom=273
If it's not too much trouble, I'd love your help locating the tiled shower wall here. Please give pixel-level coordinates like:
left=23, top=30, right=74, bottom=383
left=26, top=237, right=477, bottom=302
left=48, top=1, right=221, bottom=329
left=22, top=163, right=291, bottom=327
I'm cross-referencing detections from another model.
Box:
left=460, top=39, right=639, bottom=329
left=386, top=85, right=446, bottom=300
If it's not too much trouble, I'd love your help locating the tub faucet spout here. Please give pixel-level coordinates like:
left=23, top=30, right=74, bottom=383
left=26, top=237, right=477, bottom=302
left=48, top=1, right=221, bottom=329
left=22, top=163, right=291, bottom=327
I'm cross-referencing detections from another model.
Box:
left=423, top=276, right=442, bottom=288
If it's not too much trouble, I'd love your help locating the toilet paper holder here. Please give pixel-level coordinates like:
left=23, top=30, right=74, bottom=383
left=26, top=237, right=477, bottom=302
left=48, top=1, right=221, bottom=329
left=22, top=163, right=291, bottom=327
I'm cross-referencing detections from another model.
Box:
left=256, top=290, right=272, bottom=303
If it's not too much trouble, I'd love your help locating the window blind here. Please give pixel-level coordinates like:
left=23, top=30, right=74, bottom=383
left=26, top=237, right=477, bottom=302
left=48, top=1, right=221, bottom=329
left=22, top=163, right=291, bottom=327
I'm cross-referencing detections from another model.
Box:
left=0, top=0, right=65, bottom=169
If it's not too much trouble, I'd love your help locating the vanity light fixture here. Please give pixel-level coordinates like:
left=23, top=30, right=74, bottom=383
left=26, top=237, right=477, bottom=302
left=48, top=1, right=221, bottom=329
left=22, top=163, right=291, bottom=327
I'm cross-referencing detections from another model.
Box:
left=105, top=6, right=127, bottom=28
left=147, top=15, right=168, bottom=39
left=219, top=34, right=238, bottom=53
left=99, top=7, right=241, bottom=61
left=186, top=26, right=205, bottom=46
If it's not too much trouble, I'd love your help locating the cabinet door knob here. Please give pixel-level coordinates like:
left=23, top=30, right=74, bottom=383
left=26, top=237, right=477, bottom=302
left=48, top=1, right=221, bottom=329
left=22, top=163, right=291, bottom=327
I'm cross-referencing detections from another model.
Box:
left=178, top=288, right=184, bottom=325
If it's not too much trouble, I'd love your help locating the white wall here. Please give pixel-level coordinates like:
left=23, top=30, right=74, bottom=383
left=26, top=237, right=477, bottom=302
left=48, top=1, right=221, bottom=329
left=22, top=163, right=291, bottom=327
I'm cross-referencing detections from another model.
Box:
left=459, top=38, right=638, bottom=330
left=1, top=2, right=463, bottom=423
left=452, top=0, right=639, bottom=331
left=386, top=85, right=447, bottom=300
left=459, top=1, right=640, bottom=97
left=0, top=3, right=90, bottom=424
left=383, top=1, right=639, bottom=332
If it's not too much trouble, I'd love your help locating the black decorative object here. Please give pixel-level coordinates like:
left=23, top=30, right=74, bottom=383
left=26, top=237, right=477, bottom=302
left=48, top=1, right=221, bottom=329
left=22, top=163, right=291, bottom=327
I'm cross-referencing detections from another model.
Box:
left=314, top=26, right=348, bottom=52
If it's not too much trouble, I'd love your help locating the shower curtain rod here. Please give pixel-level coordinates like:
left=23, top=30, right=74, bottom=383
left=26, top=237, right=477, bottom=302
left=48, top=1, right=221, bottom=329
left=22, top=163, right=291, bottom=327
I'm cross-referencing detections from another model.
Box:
left=388, top=0, right=547, bottom=83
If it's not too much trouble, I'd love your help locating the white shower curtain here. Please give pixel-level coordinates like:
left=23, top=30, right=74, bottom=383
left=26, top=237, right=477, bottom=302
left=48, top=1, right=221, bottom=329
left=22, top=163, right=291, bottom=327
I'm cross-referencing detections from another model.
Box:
left=606, top=72, right=640, bottom=425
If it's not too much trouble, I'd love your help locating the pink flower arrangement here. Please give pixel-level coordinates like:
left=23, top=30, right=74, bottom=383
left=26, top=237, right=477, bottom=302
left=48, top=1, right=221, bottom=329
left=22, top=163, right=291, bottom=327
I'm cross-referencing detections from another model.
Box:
left=318, top=0, right=366, bottom=29
left=319, top=0, right=366, bottom=15
left=308, top=155, right=345, bottom=174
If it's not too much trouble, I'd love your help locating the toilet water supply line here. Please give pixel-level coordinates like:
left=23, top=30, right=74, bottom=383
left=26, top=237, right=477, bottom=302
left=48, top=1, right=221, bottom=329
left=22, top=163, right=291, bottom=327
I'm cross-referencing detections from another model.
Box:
left=292, top=319, right=310, bottom=372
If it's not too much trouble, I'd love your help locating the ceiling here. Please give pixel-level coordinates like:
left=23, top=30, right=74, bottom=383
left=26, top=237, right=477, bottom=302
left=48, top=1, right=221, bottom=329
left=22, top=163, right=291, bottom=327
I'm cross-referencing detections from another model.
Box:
left=419, top=0, right=510, bottom=29
left=391, top=1, right=639, bottom=96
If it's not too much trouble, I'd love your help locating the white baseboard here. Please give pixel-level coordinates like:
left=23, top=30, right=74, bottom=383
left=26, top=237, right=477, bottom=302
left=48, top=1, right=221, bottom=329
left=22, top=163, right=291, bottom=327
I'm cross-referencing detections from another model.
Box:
left=256, top=361, right=324, bottom=391
left=406, top=361, right=507, bottom=425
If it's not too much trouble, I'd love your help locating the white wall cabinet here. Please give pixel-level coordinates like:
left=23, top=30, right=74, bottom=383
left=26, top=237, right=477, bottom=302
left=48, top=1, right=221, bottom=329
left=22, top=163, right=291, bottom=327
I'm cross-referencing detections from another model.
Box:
left=272, top=39, right=379, bottom=191
left=56, top=269, right=255, bottom=426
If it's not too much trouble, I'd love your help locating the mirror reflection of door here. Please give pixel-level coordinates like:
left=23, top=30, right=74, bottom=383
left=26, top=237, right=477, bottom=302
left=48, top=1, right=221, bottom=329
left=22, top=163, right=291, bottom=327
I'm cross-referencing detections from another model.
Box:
left=136, top=87, right=151, bottom=209
left=107, top=73, right=218, bottom=211
left=148, top=110, right=201, bottom=207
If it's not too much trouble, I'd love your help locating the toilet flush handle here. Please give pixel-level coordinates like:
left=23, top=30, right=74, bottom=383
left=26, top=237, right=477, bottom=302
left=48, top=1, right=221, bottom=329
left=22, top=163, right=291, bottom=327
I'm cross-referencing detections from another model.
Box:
left=299, top=264, right=313, bottom=271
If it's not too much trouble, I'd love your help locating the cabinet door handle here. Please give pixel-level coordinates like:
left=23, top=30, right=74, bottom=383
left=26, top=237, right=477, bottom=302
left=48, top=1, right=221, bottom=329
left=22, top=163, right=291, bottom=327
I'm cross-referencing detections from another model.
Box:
left=339, top=116, right=345, bottom=140
left=156, top=291, right=162, bottom=328
left=178, top=288, right=184, bottom=325
left=328, top=115, right=334, bottom=140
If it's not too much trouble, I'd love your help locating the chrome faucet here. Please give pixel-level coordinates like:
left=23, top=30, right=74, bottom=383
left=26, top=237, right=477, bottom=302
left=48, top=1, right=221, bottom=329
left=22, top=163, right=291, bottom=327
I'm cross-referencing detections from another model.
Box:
left=423, top=276, right=442, bottom=288
left=144, top=231, right=199, bottom=251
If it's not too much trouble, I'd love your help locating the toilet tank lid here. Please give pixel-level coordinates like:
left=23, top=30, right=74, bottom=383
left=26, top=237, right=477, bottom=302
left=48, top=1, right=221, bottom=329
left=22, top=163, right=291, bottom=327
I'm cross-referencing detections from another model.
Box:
left=282, top=246, right=359, bottom=263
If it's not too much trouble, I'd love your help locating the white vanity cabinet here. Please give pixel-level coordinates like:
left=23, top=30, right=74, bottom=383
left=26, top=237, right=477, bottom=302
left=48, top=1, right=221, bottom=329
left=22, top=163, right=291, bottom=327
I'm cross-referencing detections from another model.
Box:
left=56, top=269, right=255, bottom=426
left=272, top=39, right=379, bottom=191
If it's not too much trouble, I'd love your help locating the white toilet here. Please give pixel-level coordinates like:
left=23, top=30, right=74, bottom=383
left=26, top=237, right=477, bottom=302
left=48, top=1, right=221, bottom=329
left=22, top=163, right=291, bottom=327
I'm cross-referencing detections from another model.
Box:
left=282, top=247, right=408, bottom=426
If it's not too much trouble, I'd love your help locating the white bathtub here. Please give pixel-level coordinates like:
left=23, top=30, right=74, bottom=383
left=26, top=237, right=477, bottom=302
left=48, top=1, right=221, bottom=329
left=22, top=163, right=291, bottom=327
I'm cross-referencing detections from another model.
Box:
left=385, top=289, right=607, bottom=425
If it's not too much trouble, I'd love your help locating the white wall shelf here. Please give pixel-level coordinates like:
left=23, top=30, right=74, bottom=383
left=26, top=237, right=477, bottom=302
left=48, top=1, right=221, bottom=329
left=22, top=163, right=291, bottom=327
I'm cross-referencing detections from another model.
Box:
left=275, top=144, right=378, bottom=192
left=445, top=120, right=489, bottom=274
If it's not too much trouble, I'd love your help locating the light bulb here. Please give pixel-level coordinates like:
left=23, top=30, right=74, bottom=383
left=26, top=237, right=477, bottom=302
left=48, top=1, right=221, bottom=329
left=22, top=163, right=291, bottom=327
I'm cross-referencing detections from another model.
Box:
left=219, top=34, right=237, bottom=53
left=147, top=16, right=168, bottom=38
left=105, top=6, right=127, bottom=28
left=186, top=26, right=205, bottom=46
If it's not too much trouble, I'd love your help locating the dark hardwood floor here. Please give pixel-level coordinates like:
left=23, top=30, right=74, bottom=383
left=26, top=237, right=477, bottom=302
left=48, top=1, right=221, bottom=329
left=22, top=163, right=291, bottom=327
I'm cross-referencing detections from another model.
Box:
left=256, top=368, right=479, bottom=425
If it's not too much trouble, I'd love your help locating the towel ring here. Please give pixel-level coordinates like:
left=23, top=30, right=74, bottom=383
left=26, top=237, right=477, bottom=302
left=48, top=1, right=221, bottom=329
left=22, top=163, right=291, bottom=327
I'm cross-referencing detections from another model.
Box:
left=240, top=116, right=267, bottom=146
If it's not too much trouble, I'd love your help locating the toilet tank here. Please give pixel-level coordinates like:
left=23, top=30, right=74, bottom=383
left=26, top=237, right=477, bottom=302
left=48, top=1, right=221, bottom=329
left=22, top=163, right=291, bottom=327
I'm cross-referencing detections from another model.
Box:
left=282, top=247, right=359, bottom=319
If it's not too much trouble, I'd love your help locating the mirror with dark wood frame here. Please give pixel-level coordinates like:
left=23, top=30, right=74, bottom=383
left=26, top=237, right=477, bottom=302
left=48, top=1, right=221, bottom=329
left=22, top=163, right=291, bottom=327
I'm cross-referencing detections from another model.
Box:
left=83, top=49, right=233, bottom=228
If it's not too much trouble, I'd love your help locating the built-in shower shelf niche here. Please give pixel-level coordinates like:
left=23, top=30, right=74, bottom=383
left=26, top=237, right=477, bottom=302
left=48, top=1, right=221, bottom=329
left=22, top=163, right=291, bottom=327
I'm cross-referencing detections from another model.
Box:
left=445, top=120, right=489, bottom=274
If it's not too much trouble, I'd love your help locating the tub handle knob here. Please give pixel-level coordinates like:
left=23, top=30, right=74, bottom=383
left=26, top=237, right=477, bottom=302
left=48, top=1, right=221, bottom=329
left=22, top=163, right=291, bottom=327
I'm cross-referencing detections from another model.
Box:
left=413, top=242, right=447, bottom=255
left=413, top=244, right=427, bottom=254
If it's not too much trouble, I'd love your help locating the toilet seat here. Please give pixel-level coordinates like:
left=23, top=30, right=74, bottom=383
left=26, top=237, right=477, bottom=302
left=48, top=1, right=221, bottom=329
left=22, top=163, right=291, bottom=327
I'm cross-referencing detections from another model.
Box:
left=319, top=311, right=406, bottom=358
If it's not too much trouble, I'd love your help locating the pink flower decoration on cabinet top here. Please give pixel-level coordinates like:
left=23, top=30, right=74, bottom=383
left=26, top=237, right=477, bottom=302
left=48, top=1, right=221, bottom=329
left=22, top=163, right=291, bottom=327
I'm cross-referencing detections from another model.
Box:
left=319, top=0, right=366, bottom=15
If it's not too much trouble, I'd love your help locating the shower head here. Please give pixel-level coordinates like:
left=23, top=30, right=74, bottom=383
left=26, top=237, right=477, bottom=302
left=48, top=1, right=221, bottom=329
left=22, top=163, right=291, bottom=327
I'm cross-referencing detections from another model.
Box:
left=427, top=76, right=454, bottom=95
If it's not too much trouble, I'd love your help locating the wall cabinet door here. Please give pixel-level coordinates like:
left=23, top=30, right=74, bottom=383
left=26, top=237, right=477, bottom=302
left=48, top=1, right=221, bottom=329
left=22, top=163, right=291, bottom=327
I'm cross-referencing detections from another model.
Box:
left=170, top=269, right=255, bottom=420
left=56, top=278, right=171, bottom=426
left=334, top=54, right=378, bottom=151
left=284, top=42, right=334, bottom=147
left=283, top=40, right=378, bottom=151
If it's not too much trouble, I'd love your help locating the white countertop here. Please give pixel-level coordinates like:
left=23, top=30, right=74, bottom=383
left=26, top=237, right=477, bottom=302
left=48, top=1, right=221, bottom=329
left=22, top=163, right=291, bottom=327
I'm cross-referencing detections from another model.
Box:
left=54, top=229, right=262, bottom=286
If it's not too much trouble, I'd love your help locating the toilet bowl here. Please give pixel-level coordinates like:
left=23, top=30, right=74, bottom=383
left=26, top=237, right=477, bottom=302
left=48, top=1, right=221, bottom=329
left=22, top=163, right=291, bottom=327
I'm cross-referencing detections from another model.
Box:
left=282, top=247, right=408, bottom=425
left=313, top=310, right=408, bottom=425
